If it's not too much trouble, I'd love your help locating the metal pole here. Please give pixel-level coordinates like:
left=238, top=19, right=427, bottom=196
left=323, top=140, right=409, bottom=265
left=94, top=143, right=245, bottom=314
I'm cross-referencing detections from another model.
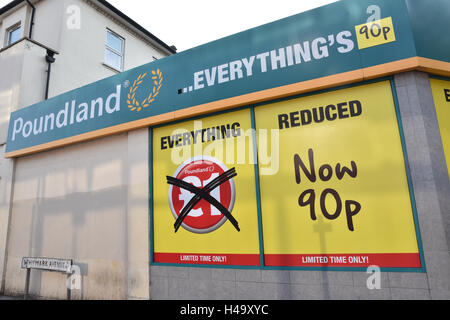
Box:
left=45, top=60, right=52, bottom=100
left=67, top=274, right=71, bottom=300
left=44, top=50, right=56, bottom=100
left=24, top=268, right=30, bottom=300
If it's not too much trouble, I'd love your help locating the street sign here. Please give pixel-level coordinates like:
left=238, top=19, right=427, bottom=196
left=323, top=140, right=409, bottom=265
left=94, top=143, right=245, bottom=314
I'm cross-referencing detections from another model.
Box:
left=21, top=257, right=72, bottom=274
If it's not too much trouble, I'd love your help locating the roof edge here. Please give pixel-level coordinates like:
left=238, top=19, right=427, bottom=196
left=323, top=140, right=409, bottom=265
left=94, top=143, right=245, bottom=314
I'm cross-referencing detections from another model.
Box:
left=95, top=0, right=177, bottom=54
left=0, top=0, right=177, bottom=54
left=0, top=0, right=25, bottom=16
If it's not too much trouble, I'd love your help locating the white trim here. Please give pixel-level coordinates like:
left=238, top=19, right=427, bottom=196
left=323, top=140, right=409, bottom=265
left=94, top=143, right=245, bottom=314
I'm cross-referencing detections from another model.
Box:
left=6, top=23, right=21, bottom=47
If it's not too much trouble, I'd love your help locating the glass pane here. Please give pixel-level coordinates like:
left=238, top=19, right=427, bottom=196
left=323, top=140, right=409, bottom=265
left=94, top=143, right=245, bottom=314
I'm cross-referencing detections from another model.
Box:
left=106, top=31, right=123, bottom=53
left=105, top=48, right=122, bottom=70
left=9, top=26, right=21, bottom=45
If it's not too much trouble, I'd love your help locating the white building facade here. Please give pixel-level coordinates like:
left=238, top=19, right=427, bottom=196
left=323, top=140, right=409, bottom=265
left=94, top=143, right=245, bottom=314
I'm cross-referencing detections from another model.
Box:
left=0, top=0, right=175, bottom=299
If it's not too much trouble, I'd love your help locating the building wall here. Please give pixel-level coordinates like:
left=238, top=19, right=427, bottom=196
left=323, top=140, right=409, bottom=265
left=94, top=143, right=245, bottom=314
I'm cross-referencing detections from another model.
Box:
left=30, top=0, right=65, bottom=52
left=0, top=144, right=14, bottom=295
left=0, top=2, right=28, bottom=48
left=0, top=39, right=48, bottom=293
left=394, top=72, right=450, bottom=299
left=0, top=0, right=170, bottom=297
left=0, top=41, right=25, bottom=144
left=4, top=128, right=149, bottom=299
left=49, top=0, right=168, bottom=98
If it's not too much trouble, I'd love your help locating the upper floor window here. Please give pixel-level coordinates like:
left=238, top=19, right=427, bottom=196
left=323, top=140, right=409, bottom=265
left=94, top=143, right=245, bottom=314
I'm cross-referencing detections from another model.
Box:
left=7, top=24, right=21, bottom=46
left=104, top=29, right=124, bottom=71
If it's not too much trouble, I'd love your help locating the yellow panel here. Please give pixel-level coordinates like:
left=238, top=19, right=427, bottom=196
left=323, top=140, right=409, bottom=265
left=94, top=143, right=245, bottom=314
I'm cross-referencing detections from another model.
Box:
left=254, top=81, right=420, bottom=268
left=152, top=109, right=260, bottom=266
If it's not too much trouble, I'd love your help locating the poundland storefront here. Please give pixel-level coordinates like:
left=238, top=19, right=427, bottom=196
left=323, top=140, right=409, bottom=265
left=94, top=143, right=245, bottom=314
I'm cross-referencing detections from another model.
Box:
left=2, top=0, right=450, bottom=299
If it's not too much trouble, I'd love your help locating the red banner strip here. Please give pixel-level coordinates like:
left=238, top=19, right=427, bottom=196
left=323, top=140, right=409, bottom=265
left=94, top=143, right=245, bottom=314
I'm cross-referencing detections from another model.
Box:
left=154, top=253, right=260, bottom=266
left=154, top=253, right=421, bottom=268
left=264, top=253, right=421, bottom=268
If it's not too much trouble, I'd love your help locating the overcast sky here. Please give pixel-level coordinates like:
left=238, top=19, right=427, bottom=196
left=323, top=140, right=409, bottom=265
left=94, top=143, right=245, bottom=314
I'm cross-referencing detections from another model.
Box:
left=1, top=0, right=339, bottom=52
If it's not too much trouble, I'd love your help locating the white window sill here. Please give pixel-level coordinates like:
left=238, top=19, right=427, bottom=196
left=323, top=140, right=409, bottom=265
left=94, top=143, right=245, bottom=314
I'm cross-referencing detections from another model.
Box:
left=102, top=62, right=122, bottom=73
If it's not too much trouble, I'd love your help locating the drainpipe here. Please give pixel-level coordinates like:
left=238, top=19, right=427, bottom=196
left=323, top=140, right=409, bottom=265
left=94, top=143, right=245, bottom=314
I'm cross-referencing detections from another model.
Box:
left=25, top=0, right=35, bottom=39
left=23, top=0, right=54, bottom=100
left=45, top=49, right=56, bottom=100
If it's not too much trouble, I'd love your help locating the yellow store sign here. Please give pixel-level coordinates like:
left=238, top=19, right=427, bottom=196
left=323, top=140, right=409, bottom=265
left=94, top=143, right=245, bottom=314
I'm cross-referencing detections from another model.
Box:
left=254, top=81, right=421, bottom=268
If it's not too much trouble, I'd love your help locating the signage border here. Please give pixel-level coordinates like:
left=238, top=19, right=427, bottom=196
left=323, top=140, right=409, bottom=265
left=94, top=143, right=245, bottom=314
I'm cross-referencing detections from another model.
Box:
left=389, top=78, right=426, bottom=274
left=149, top=127, right=155, bottom=265
left=250, top=106, right=266, bottom=268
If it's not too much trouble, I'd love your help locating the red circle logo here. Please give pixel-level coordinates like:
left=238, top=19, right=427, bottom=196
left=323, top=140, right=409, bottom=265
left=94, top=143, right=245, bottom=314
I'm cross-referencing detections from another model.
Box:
left=168, top=156, right=235, bottom=233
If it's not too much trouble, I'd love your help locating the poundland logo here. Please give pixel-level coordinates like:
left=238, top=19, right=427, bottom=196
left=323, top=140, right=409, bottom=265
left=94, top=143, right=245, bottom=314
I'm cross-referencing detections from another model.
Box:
left=11, top=85, right=121, bottom=142
left=127, top=69, right=163, bottom=112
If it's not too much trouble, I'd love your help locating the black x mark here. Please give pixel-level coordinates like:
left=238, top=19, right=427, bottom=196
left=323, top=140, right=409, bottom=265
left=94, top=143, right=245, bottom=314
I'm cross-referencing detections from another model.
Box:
left=166, top=168, right=240, bottom=233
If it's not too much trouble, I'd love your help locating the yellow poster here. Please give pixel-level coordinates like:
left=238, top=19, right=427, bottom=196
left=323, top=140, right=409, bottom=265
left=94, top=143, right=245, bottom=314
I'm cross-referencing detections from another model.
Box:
left=430, top=78, right=450, bottom=178
left=152, top=109, right=261, bottom=266
left=254, top=81, right=421, bottom=268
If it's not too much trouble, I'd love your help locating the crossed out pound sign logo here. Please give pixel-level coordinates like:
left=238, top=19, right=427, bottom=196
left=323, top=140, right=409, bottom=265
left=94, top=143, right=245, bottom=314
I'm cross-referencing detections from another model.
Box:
left=167, top=156, right=240, bottom=234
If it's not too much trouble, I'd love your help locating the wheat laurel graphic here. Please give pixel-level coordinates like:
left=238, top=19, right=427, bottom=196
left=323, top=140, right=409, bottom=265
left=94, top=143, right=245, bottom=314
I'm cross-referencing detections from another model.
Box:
left=127, top=69, right=163, bottom=112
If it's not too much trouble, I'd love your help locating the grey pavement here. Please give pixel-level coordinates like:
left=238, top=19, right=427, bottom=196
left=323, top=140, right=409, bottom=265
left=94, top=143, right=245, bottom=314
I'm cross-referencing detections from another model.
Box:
left=0, top=295, right=22, bottom=300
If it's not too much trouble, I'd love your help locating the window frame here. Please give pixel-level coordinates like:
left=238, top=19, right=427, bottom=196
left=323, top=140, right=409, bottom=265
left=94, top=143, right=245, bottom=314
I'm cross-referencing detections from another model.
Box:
left=7, top=23, right=22, bottom=46
left=104, top=28, right=125, bottom=72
